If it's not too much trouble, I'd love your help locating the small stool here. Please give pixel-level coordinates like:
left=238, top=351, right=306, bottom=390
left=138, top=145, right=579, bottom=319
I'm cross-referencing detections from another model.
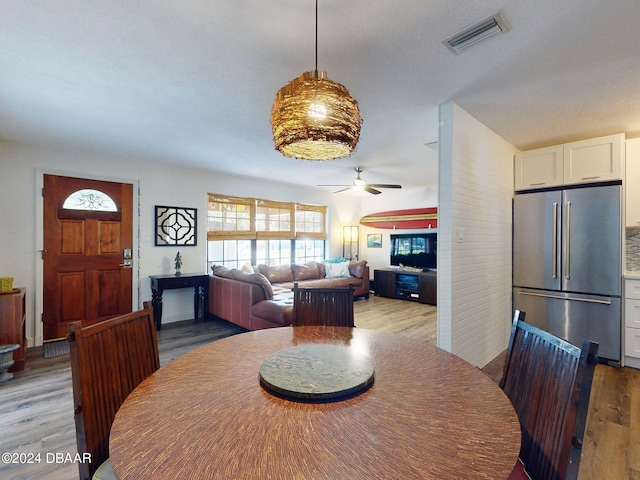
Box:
left=0, top=344, right=20, bottom=382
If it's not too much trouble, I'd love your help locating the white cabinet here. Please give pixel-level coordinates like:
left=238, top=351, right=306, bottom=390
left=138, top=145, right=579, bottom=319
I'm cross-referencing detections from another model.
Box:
left=563, top=134, right=623, bottom=184
left=626, top=138, right=640, bottom=227
left=625, top=278, right=640, bottom=365
left=515, top=133, right=624, bottom=191
left=514, top=145, right=563, bottom=190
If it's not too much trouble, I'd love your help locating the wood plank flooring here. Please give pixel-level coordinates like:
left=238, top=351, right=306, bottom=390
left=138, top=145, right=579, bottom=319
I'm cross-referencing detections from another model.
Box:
left=0, top=295, right=636, bottom=479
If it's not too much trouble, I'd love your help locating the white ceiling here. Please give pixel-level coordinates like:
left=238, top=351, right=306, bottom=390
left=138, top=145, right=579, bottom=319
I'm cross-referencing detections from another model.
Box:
left=2, top=0, right=640, bottom=191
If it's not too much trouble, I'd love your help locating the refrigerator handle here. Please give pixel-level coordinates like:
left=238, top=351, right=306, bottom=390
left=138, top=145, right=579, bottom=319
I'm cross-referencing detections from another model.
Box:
left=517, top=291, right=612, bottom=305
left=552, top=202, right=558, bottom=279
left=565, top=201, right=571, bottom=280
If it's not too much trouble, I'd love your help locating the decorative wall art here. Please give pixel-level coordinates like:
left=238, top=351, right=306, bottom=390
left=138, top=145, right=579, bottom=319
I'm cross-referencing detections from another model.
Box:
left=155, top=206, right=197, bottom=246
left=367, top=234, right=382, bottom=248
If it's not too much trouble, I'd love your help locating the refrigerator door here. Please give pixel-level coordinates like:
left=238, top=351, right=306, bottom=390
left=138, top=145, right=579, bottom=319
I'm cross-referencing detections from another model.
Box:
left=514, top=287, right=621, bottom=362
left=562, top=185, right=621, bottom=296
left=513, top=190, right=562, bottom=291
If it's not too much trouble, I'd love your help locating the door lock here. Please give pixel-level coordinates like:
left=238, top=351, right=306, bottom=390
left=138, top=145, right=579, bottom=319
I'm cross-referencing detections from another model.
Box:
left=119, top=260, right=133, bottom=268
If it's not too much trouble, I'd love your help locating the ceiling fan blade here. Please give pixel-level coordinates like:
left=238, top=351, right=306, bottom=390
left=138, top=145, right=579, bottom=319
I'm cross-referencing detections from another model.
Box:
left=368, top=184, right=402, bottom=189
left=365, top=186, right=382, bottom=195
left=332, top=187, right=353, bottom=194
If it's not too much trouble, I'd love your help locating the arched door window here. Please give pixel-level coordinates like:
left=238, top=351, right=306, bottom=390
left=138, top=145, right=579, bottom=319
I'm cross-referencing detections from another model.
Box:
left=62, top=189, right=118, bottom=212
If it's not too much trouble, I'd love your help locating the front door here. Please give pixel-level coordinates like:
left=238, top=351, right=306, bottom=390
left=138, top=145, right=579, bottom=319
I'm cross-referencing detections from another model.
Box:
left=43, top=175, right=133, bottom=340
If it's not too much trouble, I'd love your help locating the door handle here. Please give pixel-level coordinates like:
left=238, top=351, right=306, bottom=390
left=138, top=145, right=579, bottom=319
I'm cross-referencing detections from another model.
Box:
left=552, top=202, right=558, bottom=279
left=119, top=260, right=133, bottom=268
left=517, top=291, right=611, bottom=305
left=565, top=201, right=571, bottom=280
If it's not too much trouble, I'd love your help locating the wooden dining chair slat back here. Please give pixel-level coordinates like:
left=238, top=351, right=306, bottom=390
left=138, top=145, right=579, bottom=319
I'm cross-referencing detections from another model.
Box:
left=292, top=283, right=355, bottom=327
left=67, top=302, right=160, bottom=480
left=500, top=311, right=599, bottom=480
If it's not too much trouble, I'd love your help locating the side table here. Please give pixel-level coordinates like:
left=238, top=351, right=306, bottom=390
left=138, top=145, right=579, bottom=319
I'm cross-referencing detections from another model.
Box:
left=0, top=288, right=26, bottom=372
left=149, top=274, right=209, bottom=330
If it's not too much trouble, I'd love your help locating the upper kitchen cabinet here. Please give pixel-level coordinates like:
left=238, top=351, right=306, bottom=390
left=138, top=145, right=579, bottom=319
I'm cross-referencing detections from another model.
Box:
left=564, top=134, right=623, bottom=184
left=515, top=133, right=624, bottom=191
left=626, top=138, right=640, bottom=228
left=514, top=145, right=563, bottom=190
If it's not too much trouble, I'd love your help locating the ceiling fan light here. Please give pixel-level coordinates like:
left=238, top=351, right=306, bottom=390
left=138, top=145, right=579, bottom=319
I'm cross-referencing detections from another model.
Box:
left=271, top=70, right=362, bottom=161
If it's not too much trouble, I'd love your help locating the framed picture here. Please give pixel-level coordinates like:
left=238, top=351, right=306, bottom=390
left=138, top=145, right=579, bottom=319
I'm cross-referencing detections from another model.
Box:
left=367, top=234, right=382, bottom=248
left=155, top=206, right=197, bottom=246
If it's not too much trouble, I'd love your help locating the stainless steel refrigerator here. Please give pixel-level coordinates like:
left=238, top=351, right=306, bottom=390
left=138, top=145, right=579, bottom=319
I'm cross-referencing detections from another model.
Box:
left=513, top=183, right=622, bottom=362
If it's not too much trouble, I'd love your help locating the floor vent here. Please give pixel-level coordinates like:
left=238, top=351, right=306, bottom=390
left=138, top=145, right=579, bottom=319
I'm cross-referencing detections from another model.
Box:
left=44, top=339, right=70, bottom=358
left=443, top=12, right=510, bottom=55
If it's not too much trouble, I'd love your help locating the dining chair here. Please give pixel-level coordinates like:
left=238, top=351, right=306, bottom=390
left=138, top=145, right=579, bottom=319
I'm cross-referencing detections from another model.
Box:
left=501, top=310, right=599, bottom=480
left=292, top=282, right=355, bottom=327
left=67, top=302, right=160, bottom=480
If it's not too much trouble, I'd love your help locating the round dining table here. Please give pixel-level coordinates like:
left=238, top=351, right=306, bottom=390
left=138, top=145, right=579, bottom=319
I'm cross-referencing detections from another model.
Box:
left=109, top=326, right=521, bottom=479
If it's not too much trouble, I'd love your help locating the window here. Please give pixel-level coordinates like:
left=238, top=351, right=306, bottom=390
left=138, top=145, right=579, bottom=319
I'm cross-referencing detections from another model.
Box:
left=295, top=204, right=326, bottom=239
left=256, top=200, right=294, bottom=239
left=256, top=239, right=292, bottom=266
left=207, top=194, right=327, bottom=268
left=207, top=239, right=325, bottom=271
left=295, top=239, right=325, bottom=263
left=207, top=194, right=255, bottom=239
left=207, top=239, right=252, bottom=271
left=62, top=189, right=118, bottom=212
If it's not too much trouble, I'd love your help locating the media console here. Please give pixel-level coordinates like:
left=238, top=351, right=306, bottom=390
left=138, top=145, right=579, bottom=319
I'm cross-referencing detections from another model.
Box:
left=373, top=269, right=436, bottom=305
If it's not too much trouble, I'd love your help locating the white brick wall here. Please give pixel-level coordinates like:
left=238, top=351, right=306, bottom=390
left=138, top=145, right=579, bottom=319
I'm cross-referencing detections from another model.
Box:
left=438, top=102, right=517, bottom=367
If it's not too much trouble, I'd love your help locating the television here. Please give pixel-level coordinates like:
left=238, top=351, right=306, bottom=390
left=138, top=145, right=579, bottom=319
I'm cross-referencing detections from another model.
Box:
left=390, top=233, right=437, bottom=271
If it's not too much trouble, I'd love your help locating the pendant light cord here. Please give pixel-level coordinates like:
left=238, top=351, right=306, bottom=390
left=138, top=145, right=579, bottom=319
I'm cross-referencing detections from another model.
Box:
left=315, top=0, right=318, bottom=73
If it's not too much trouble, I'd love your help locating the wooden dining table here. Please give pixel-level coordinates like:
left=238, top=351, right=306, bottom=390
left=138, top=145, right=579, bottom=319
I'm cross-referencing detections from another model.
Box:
left=109, top=326, right=521, bottom=479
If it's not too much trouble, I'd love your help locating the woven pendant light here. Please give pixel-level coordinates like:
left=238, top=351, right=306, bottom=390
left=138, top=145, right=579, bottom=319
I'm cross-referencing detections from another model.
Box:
left=271, top=1, right=362, bottom=161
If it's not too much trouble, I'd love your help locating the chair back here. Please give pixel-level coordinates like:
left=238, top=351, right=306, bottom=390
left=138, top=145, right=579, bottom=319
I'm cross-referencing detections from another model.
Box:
left=292, top=283, right=355, bottom=327
left=67, top=302, right=159, bottom=480
left=500, top=311, right=598, bottom=480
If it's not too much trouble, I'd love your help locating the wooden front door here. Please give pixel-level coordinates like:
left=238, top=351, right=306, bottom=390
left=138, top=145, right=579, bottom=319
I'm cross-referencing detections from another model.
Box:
left=43, top=175, right=133, bottom=340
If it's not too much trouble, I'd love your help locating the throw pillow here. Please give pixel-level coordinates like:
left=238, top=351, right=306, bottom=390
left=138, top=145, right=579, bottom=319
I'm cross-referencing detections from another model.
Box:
left=324, top=261, right=350, bottom=278
left=324, top=256, right=347, bottom=263
left=241, top=263, right=256, bottom=274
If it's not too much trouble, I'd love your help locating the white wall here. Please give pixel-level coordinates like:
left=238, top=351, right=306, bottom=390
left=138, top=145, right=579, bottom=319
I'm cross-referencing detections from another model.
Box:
left=438, top=102, right=517, bottom=367
left=0, top=139, right=361, bottom=346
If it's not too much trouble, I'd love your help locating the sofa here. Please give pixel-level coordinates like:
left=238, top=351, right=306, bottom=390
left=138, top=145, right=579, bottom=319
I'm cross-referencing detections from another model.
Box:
left=207, top=260, right=370, bottom=330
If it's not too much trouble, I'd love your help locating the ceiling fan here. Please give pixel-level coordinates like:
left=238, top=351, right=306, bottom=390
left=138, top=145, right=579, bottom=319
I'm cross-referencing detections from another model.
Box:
left=318, top=167, right=402, bottom=195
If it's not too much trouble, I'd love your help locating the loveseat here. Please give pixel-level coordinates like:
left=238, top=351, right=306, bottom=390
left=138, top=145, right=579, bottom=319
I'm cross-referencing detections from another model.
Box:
left=207, top=260, right=369, bottom=330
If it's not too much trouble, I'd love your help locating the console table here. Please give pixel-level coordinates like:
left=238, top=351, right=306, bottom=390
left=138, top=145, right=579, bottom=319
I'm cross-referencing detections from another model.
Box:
left=374, top=268, right=437, bottom=305
left=149, top=273, right=209, bottom=330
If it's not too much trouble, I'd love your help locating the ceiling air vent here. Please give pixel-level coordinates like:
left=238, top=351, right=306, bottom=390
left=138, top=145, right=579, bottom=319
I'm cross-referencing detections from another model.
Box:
left=443, top=12, right=510, bottom=55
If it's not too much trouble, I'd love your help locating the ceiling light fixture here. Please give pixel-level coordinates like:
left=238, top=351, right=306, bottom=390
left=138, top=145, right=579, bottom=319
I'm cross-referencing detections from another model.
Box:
left=271, top=0, right=362, bottom=161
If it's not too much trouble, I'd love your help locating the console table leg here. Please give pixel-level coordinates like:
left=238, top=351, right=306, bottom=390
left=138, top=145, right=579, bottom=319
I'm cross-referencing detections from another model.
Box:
left=151, top=289, right=163, bottom=330
left=194, top=286, right=205, bottom=323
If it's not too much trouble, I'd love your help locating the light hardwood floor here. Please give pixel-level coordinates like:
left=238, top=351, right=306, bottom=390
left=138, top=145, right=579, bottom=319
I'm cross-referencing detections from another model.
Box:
left=0, top=295, right=636, bottom=479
